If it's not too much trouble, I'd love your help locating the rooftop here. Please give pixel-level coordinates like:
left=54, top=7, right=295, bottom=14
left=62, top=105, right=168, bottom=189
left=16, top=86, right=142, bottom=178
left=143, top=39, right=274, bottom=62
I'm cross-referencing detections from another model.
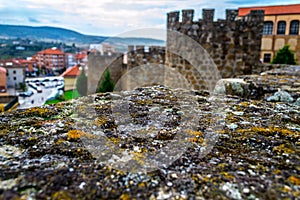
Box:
left=37, top=48, right=64, bottom=55
left=238, top=4, right=300, bottom=17
left=0, top=66, right=6, bottom=74
left=61, top=65, right=80, bottom=77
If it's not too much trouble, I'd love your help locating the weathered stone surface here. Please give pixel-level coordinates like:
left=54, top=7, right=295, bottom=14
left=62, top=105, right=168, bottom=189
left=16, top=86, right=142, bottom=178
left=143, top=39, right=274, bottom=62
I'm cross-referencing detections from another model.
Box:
left=216, top=66, right=300, bottom=101
left=0, top=85, right=299, bottom=199
left=242, top=65, right=300, bottom=100
left=215, top=78, right=264, bottom=99
left=266, top=91, right=294, bottom=103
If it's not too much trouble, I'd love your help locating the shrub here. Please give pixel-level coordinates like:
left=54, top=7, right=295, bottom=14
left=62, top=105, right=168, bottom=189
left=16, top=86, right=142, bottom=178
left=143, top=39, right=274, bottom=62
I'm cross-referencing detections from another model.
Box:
left=271, top=45, right=296, bottom=65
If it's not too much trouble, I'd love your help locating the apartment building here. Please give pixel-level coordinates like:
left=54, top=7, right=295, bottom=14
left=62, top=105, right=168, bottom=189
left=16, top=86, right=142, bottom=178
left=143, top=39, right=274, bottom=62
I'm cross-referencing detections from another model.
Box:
left=33, top=47, right=66, bottom=70
left=0, top=60, right=26, bottom=88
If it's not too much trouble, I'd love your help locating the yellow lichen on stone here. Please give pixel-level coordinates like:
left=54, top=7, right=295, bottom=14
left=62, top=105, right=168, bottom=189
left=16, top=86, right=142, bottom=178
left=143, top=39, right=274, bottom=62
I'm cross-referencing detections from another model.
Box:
left=109, top=137, right=121, bottom=144
left=67, top=130, right=85, bottom=140
left=51, top=190, right=72, bottom=200
left=218, top=163, right=227, bottom=169
left=186, top=130, right=204, bottom=143
left=119, top=193, right=131, bottom=200
left=55, top=138, right=66, bottom=145
left=0, top=104, right=4, bottom=112
left=186, top=129, right=203, bottom=136
left=96, top=116, right=107, bottom=126
left=288, top=176, right=300, bottom=185
left=132, top=152, right=146, bottom=165
left=237, top=126, right=295, bottom=136
left=273, top=144, right=295, bottom=154
left=220, top=172, right=235, bottom=179
left=239, top=101, right=250, bottom=107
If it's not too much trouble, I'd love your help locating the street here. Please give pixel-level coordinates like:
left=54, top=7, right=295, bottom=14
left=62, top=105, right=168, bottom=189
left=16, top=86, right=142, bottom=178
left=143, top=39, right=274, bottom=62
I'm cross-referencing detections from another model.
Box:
left=17, top=78, right=63, bottom=109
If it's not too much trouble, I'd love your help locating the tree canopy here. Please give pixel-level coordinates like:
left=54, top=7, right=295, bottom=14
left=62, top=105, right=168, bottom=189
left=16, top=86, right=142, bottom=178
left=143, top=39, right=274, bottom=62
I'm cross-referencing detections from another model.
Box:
left=97, top=70, right=114, bottom=93
left=271, top=45, right=296, bottom=65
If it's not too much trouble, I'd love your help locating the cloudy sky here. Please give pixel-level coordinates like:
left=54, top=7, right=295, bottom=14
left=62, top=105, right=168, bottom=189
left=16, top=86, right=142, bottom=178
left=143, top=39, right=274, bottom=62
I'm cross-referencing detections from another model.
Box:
left=0, top=0, right=299, bottom=38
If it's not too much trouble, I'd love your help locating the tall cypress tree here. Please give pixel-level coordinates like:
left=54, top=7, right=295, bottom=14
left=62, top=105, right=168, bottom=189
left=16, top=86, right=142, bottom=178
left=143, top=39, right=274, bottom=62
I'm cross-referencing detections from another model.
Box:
left=97, top=70, right=114, bottom=93
left=76, top=66, right=88, bottom=96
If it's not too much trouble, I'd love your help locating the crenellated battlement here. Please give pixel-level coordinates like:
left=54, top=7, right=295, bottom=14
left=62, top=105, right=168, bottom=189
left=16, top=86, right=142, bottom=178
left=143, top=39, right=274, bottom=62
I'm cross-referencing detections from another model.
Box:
left=182, top=9, right=194, bottom=24
left=202, top=9, right=214, bottom=23
left=167, top=8, right=264, bottom=25
left=166, top=8, right=265, bottom=78
left=126, top=45, right=165, bottom=69
left=128, top=45, right=165, bottom=55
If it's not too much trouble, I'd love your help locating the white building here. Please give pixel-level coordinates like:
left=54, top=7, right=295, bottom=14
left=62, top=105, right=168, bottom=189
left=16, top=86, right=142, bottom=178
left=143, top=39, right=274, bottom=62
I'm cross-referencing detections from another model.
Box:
left=0, top=61, right=26, bottom=89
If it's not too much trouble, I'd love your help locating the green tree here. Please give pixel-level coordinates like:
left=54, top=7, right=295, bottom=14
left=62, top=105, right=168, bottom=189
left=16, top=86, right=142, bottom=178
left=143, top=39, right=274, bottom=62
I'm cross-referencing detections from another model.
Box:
left=76, top=66, right=87, bottom=96
left=97, top=70, right=114, bottom=93
left=19, top=82, right=26, bottom=91
left=271, top=45, right=296, bottom=65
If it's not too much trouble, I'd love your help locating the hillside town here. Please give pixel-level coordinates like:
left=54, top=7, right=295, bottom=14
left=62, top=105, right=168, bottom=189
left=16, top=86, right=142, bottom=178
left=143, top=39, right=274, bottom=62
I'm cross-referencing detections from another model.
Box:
left=0, top=2, right=300, bottom=200
left=0, top=42, right=115, bottom=110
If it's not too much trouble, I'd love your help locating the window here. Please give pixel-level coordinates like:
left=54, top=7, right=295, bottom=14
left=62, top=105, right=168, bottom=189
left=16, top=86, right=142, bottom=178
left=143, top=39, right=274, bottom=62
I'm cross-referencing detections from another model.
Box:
left=13, top=77, right=16, bottom=80
left=13, top=70, right=16, bottom=74
left=290, top=20, right=299, bottom=35
left=263, top=53, right=271, bottom=63
left=263, top=21, right=273, bottom=35
left=277, top=21, right=286, bottom=35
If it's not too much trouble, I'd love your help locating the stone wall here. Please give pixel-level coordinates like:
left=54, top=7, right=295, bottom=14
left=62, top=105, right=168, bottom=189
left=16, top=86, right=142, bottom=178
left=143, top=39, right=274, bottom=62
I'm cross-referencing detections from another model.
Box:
left=117, top=45, right=176, bottom=91
left=87, top=51, right=124, bottom=94
left=123, top=44, right=221, bottom=91
left=126, top=45, right=165, bottom=69
left=166, top=9, right=265, bottom=78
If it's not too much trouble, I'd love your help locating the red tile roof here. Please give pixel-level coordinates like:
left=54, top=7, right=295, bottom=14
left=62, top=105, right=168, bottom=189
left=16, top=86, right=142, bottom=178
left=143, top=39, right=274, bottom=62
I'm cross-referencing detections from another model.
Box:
left=238, top=4, right=300, bottom=17
left=15, top=59, right=35, bottom=64
left=0, top=59, right=27, bottom=68
left=61, top=65, right=80, bottom=77
left=37, top=48, right=64, bottom=55
left=0, top=67, right=6, bottom=74
left=76, top=52, right=87, bottom=60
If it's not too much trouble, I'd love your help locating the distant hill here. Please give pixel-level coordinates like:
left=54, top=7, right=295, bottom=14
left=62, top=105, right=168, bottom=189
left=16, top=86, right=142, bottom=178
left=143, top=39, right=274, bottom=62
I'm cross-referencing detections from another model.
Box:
left=0, top=24, right=165, bottom=51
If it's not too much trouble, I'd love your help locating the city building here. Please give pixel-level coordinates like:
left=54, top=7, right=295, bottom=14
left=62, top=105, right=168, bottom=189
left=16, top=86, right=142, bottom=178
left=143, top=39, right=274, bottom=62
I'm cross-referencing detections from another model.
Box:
left=89, top=43, right=115, bottom=55
left=33, top=47, right=66, bottom=71
left=76, top=51, right=88, bottom=65
left=16, top=59, right=37, bottom=77
left=0, top=67, right=7, bottom=92
left=61, top=64, right=82, bottom=91
left=0, top=60, right=26, bottom=89
left=238, top=4, right=300, bottom=63
left=65, top=53, right=77, bottom=68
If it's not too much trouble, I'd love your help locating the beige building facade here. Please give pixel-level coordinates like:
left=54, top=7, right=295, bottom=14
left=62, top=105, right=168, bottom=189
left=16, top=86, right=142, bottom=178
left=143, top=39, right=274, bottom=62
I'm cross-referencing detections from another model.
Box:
left=239, top=4, right=300, bottom=63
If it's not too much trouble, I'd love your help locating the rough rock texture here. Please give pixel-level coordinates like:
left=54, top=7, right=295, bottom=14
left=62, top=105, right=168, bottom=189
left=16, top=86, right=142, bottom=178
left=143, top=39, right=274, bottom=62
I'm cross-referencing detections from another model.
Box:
left=243, top=65, right=300, bottom=101
left=220, top=66, right=300, bottom=102
left=0, top=85, right=299, bottom=199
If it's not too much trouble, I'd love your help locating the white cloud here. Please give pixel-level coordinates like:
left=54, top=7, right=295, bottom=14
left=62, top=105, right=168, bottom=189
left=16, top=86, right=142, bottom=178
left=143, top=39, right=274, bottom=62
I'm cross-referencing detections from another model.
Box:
left=1, top=0, right=300, bottom=37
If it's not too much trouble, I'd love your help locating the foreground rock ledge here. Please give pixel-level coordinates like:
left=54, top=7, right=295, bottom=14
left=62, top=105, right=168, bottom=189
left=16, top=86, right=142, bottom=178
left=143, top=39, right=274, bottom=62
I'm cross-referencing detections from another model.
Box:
left=0, top=86, right=299, bottom=200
